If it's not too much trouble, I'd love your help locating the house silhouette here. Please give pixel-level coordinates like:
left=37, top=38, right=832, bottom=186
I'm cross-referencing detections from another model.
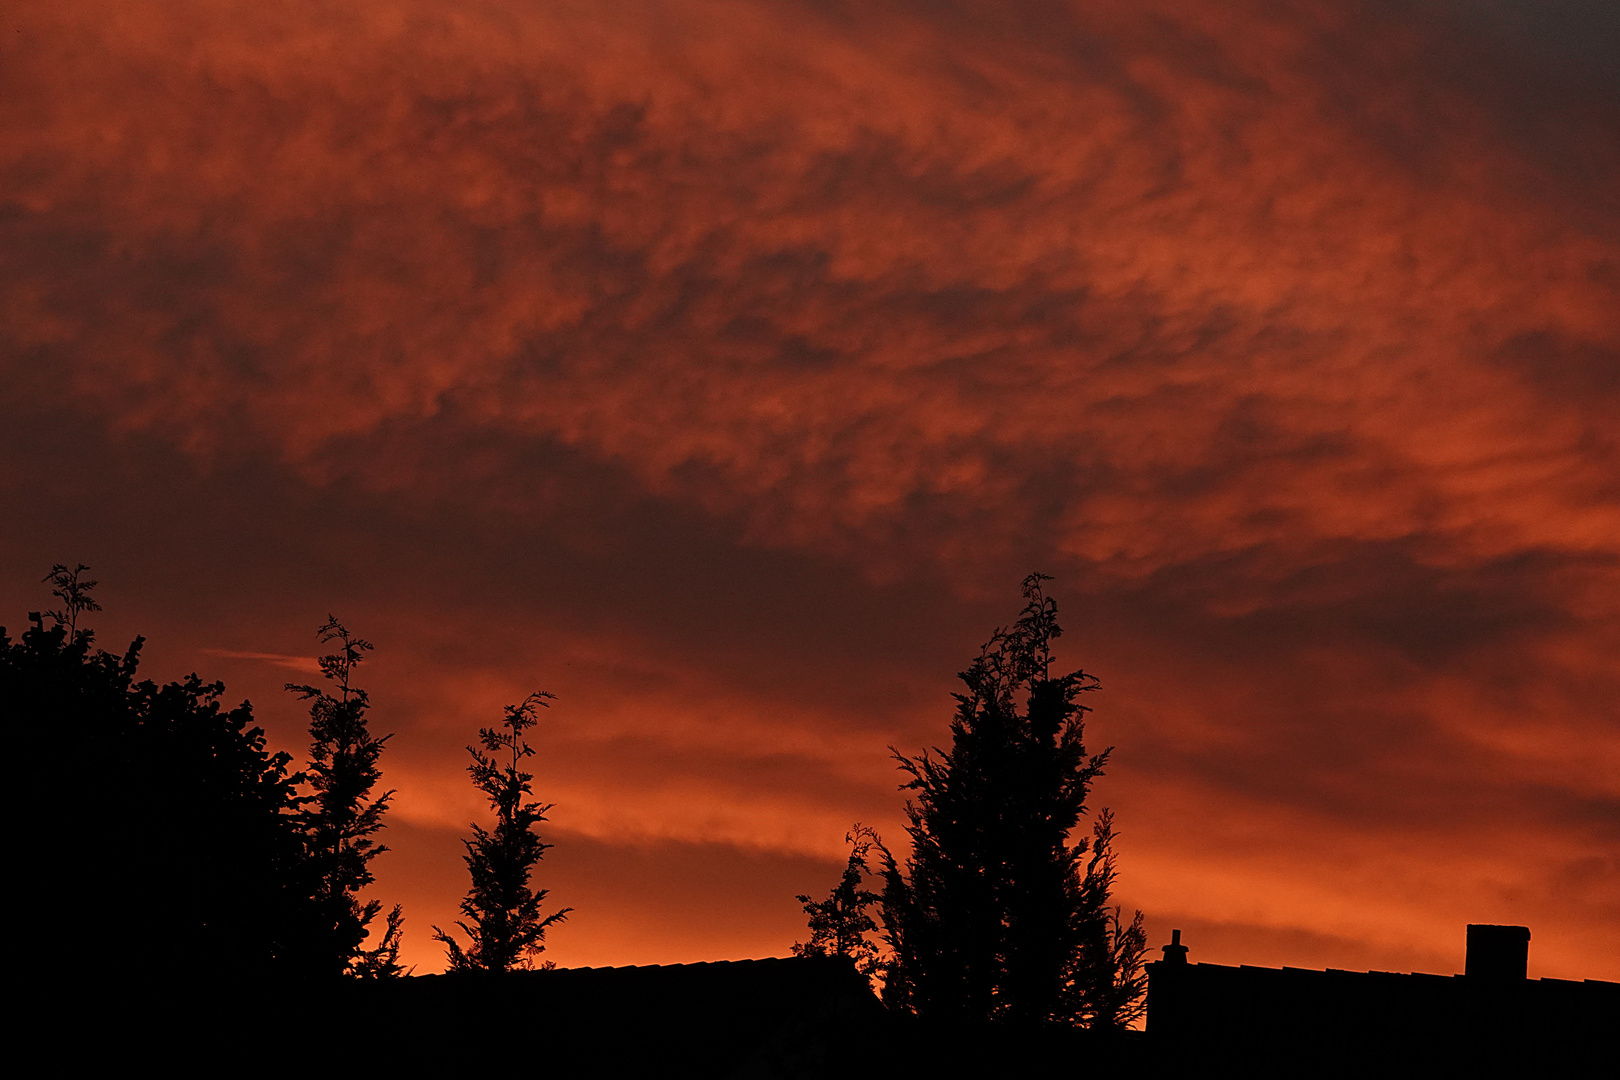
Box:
left=84, top=929, right=1612, bottom=1076
left=1145, top=924, right=1618, bottom=1076
left=341, top=956, right=1137, bottom=1076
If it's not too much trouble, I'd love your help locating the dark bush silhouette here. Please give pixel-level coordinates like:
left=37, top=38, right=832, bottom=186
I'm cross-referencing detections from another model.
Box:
left=286, top=618, right=404, bottom=978
left=880, top=573, right=1147, bottom=1028
left=4, top=566, right=319, bottom=982
left=435, top=692, right=571, bottom=972
left=793, top=824, right=884, bottom=987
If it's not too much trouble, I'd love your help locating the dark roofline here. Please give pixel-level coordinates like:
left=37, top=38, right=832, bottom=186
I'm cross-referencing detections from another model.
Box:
left=1146, top=958, right=1619, bottom=989
left=408, top=955, right=800, bottom=972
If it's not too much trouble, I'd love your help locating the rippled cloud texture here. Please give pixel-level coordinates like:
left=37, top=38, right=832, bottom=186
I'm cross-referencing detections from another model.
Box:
left=4, top=0, right=1617, bottom=978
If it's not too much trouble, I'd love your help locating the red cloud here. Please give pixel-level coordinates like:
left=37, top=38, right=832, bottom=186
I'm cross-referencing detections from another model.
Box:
left=4, top=0, right=1616, bottom=979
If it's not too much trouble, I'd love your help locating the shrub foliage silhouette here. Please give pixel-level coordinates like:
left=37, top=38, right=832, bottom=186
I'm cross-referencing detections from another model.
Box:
left=286, top=618, right=404, bottom=978
left=794, top=825, right=884, bottom=986
left=879, top=574, right=1147, bottom=1028
left=435, top=692, right=571, bottom=972
left=4, top=566, right=318, bottom=980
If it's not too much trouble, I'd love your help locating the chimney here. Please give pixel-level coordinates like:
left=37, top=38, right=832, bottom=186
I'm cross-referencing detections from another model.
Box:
left=1465, top=924, right=1530, bottom=979
left=1161, top=928, right=1189, bottom=965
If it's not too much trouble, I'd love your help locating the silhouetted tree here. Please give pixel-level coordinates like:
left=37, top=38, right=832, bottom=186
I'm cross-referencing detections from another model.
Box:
left=434, top=692, right=571, bottom=972
left=1074, top=812, right=1149, bottom=1029
left=879, top=574, right=1147, bottom=1028
left=4, top=567, right=316, bottom=982
left=43, top=563, right=101, bottom=641
left=794, top=825, right=884, bottom=986
left=286, top=618, right=403, bottom=978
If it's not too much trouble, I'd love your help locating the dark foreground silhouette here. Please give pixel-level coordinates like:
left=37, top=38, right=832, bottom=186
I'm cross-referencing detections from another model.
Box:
left=1146, top=924, right=1617, bottom=1077
left=82, top=926, right=1615, bottom=1077
left=88, top=955, right=1143, bottom=1076
left=16, top=568, right=1614, bottom=1075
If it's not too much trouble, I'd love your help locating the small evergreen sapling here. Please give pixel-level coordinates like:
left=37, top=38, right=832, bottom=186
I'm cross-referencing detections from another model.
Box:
left=435, top=692, right=571, bottom=972
left=286, top=618, right=403, bottom=977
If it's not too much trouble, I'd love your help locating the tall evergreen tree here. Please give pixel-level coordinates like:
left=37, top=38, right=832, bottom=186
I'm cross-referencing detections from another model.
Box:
left=286, top=618, right=403, bottom=978
left=880, top=574, right=1146, bottom=1028
left=434, top=692, right=571, bottom=972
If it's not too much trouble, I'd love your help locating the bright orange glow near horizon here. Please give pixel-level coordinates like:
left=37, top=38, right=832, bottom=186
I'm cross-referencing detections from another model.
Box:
left=3, top=0, right=1616, bottom=983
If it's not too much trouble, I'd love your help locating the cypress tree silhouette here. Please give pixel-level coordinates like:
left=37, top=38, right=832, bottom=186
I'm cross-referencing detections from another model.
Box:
left=434, top=692, right=571, bottom=972
left=286, top=618, right=403, bottom=978
left=793, top=824, right=884, bottom=986
left=880, top=574, right=1146, bottom=1028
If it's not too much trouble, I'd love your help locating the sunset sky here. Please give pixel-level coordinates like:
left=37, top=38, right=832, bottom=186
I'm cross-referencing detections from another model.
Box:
left=3, top=0, right=1616, bottom=982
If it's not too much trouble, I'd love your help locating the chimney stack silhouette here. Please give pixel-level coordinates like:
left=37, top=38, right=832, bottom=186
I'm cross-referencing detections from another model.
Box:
left=1465, top=924, right=1530, bottom=979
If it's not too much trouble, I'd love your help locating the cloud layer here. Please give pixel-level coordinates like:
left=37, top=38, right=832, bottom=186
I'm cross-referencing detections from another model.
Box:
left=4, top=0, right=1617, bottom=978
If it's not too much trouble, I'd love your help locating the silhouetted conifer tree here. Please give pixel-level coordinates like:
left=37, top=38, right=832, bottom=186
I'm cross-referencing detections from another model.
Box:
left=794, top=825, right=884, bottom=986
left=286, top=618, right=403, bottom=978
left=4, top=566, right=316, bottom=982
left=434, top=692, right=571, bottom=972
left=880, top=574, right=1147, bottom=1028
